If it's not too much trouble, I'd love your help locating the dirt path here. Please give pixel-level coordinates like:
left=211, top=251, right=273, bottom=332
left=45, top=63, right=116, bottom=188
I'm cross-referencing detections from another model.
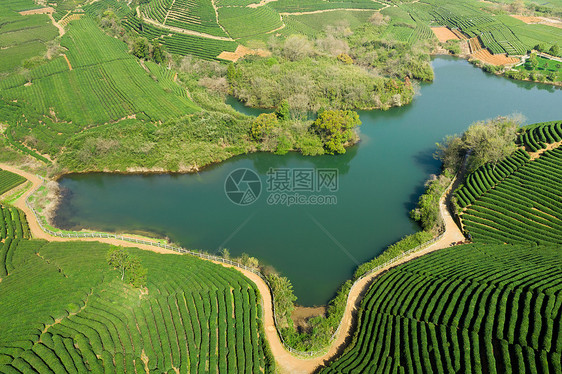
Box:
left=266, top=23, right=286, bottom=34
left=0, top=163, right=178, bottom=254
left=48, top=13, right=66, bottom=37
left=247, top=0, right=278, bottom=8
left=210, top=0, right=232, bottom=39
left=259, top=173, right=465, bottom=374
left=18, top=7, right=65, bottom=37
left=2, top=162, right=465, bottom=373
left=63, top=54, right=72, bottom=70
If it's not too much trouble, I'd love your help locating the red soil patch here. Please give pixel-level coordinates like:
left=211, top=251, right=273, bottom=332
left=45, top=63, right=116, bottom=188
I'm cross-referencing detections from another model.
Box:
left=511, top=14, right=562, bottom=29
left=63, top=54, right=72, bottom=71
left=19, top=7, right=54, bottom=15
left=471, top=49, right=520, bottom=66
left=217, top=45, right=271, bottom=62
left=431, top=27, right=459, bottom=42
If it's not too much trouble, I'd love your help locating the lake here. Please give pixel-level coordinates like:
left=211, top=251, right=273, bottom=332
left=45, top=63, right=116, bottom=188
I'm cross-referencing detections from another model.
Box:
left=54, top=57, right=562, bottom=306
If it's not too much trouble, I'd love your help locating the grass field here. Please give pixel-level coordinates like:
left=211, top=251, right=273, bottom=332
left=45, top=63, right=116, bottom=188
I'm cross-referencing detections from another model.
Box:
left=320, top=243, right=562, bottom=373
left=0, top=206, right=274, bottom=373
left=516, top=55, right=562, bottom=73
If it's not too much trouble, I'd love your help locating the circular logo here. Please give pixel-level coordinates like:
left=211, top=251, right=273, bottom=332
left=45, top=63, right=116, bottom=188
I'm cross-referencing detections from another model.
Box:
left=224, top=168, right=262, bottom=206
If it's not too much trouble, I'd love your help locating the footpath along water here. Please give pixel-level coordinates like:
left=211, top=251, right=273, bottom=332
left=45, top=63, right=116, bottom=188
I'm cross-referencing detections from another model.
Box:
left=54, top=56, right=562, bottom=306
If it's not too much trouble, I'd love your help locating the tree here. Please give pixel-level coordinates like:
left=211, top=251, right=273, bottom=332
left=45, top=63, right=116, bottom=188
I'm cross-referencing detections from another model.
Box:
left=250, top=113, right=278, bottom=141
left=282, top=35, right=314, bottom=61
left=435, top=115, right=522, bottom=173
left=510, top=0, right=525, bottom=14
left=151, top=42, right=165, bottom=64
left=219, top=248, right=230, bottom=259
left=550, top=44, right=560, bottom=56
left=337, top=53, right=353, bottom=64
left=529, top=53, right=539, bottom=70
left=266, top=273, right=297, bottom=327
left=368, top=12, right=389, bottom=27
left=240, top=253, right=259, bottom=269
left=275, top=99, right=290, bottom=121
left=312, top=110, right=361, bottom=154
left=106, top=246, right=147, bottom=287
left=534, top=43, right=548, bottom=53
left=462, top=115, right=521, bottom=171
left=434, top=134, right=465, bottom=171
left=132, top=37, right=150, bottom=60
left=226, top=63, right=239, bottom=81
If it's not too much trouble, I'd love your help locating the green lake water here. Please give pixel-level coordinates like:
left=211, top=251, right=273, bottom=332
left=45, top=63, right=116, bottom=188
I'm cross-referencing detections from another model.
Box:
left=54, top=57, right=562, bottom=306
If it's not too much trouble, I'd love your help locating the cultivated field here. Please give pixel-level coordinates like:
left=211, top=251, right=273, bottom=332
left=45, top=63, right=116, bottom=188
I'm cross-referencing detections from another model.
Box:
left=0, top=170, right=26, bottom=196
left=0, top=224, right=273, bottom=373
left=320, top=243, right=562, bottom=373
left=457, top=121, right=562, bottom=244
left=431, top=26, right=459, bottom=42
left=0, top=16, right=199, bottom=158
left=471, top=49, right=520, bottom=66
left=0, top=7, right=58, bottom=73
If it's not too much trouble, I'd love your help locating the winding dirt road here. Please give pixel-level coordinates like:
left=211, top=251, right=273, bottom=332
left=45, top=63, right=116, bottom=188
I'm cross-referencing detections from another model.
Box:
left=0, top=163, right=464, bottom=373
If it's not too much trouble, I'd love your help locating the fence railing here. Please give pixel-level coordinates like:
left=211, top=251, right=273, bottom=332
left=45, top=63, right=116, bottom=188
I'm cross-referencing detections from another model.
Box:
left=24, top=171, right=458, bottom=358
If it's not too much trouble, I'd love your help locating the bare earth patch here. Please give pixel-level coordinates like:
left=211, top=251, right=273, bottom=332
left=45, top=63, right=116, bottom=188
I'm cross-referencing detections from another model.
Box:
left=247, top=0, right=278, bottom=8
left=528, top=140, right=562, bottom=160
left=19, top=7, right=54, bottom=15
left=431, top=27, right=459, bottom=42
left=217, top=45, right=271, bottom=62
left=471, top=49, right=520, bottom=66
left=292, top=306, right=327, bottom=333
left=511, top=14, right=562, bottom=29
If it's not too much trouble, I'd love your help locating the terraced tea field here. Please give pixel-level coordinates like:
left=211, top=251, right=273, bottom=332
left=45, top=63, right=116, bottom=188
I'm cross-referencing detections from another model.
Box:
left=458, top=121, right=562, bottom=245
left=320, top=243, right=562, bottom=373
left=0, top=170, right=26, bottom=196
left=0, top=16, right=199, bottom=157
left=140, top=0, right=228, bottom=38
left=0, top=220, right=273, bottom=373
left=0, top=6, right=58, bottom=73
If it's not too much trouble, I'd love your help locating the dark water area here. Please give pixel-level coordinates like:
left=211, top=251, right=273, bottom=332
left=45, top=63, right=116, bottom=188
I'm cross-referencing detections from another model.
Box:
left=55, top=57, right=562, bottom=306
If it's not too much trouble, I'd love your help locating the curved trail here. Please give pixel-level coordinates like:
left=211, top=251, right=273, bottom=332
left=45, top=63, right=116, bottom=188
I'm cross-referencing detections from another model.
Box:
left=1, top=163, right=464, bottom=373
